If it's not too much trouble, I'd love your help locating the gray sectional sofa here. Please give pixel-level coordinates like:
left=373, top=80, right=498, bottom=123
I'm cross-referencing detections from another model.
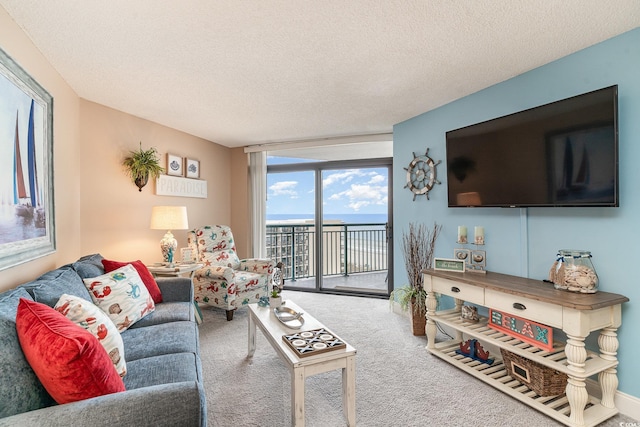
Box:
left=0, top=254, right=207, bottom=427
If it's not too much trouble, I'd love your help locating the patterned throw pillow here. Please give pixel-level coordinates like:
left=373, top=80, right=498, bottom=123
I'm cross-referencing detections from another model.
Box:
left=101, top=259, right=163, bottom=303
left=54, top=294, right=126, bottom=377
left=83, top=264, right=155, bottom=332
left=16, top=298, right=125, bottom=405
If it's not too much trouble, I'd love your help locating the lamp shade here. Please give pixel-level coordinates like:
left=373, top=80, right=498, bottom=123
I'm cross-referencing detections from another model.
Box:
left=150, top=206, right=189, bottom=230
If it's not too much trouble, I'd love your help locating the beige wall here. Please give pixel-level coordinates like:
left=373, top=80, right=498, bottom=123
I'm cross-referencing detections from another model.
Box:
left=78, top=100, right=233, bottom=264
left=0, top=7, right=249, bottom=292
left=1, top=7, right=81, bottom=289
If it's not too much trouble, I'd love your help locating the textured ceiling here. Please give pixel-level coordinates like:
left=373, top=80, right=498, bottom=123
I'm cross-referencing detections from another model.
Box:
left=2, top=1, right=639, bottom=148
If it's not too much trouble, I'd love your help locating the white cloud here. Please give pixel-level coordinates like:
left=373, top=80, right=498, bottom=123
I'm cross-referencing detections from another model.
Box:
left=322, top=170, right=366, bottom=187
left=328, top=183, right=388, bottom=211
left=269, top=181, right=298, bottom=198
left=368, top=174, right=385, bottom=184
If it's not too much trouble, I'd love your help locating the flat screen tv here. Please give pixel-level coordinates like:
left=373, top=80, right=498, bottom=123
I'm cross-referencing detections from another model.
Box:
left=446, top=85, right=618, bottom=207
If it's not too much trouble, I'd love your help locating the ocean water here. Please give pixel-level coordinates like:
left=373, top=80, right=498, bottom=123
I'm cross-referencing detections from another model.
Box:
left=267, top=213, right=387, bottom=224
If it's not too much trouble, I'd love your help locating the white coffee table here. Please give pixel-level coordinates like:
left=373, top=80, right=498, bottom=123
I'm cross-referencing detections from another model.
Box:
left=248, top=300, right=356, bottom=426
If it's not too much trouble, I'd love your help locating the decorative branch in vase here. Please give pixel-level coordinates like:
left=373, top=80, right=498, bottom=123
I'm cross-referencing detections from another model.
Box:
left=390, top=222, right=442, bottom=336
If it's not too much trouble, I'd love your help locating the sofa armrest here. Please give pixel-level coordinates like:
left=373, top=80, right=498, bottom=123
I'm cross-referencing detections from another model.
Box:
left=155, top=277, right=194, bottom=302
left=0, top=382, right=206, bottom=427
left=239, top=258, right=275, bottom=274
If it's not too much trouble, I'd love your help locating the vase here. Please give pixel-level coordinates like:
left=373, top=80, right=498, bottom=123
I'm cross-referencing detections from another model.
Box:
left=134, top=173, right=149, bottom=192
left=269, top=296, right=282, bottom=307
left=409, top=298, right=426, bottom=336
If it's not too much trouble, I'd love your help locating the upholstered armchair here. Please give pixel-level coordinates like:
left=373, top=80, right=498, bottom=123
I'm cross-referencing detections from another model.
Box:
left=188, top=225, right=275, bottom=320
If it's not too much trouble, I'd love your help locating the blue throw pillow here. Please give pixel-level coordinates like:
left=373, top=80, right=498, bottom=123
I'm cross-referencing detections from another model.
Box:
left=71, top=253, right=105, bottom=279
left=23, top=266, right=92, bottom=307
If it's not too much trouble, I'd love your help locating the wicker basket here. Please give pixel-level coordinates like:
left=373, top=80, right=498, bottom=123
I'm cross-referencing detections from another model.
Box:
left=500, top=349, right=567, bottom=396
left=409, top=299, right=426, bottom=336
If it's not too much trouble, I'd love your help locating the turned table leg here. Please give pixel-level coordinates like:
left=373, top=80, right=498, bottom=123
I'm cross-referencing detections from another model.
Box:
left=565, top=334, right=588, bottom=426
left=598, top=326, right=620, bottom=408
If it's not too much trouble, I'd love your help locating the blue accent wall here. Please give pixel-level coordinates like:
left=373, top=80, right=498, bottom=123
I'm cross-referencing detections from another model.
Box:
left=393, top=28, right=640, bottom=397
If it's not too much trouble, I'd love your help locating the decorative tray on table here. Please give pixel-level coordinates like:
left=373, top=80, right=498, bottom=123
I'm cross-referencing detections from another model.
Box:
left=273, top=306, right=305, bottom=329
left=282, top=328, right=347, bottom=357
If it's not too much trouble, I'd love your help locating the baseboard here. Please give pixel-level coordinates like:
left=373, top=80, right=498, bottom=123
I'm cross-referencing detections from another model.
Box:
left=586, top=378, right=640, bottom=421
left=615, top=389, right=640, bottom=421
left=408, top=313, right=640, bottom=420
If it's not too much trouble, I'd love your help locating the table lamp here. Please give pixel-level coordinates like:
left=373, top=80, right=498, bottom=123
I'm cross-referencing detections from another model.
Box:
left=150, top=206, right=189, bottom=266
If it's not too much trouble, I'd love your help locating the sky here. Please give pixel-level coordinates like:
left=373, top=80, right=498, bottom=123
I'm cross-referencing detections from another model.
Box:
left=266, top=157, right=388, bottom=217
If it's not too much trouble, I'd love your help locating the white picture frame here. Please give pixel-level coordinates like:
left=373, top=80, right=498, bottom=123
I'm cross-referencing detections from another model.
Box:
left=167, top=153, right=183, bottom=176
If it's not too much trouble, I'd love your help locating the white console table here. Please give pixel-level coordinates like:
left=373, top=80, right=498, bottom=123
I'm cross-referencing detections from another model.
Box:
left=423, top=269, right=629, bottom=427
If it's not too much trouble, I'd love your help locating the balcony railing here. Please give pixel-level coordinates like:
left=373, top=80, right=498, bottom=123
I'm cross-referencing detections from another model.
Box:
left=266, top=222, right=388, bottom=281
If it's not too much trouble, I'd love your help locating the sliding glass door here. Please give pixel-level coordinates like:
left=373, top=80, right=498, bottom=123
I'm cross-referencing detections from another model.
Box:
left=266, top=157, right=392, bottom=297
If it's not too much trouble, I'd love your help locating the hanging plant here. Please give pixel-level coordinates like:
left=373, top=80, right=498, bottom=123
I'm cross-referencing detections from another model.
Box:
left=122, top=142, right=165, bottom=191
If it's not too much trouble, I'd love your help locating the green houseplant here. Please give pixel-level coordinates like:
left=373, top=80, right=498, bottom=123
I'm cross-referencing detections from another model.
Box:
left=122, top=142, right=165, bottom=191
left=390, top=222, right=442, bottom=336
left=269, top=288, right=282, bottom=307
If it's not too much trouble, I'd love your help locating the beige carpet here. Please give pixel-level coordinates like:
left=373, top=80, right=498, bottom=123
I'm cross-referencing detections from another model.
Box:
left=197, top=291, right=636, bottom=427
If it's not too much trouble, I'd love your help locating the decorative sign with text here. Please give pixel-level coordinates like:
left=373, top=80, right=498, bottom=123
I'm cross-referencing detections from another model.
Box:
left=488, top=309, right=553, bottom=351
left=434, top=257, right=465, bottom=272
left=156, top=175, right=207, bottom=198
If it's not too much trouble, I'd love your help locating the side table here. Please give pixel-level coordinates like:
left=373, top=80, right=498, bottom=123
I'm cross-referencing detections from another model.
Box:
left=146, top=263, right=202, bottom=278
left=146, top=263, right=203, bottom=324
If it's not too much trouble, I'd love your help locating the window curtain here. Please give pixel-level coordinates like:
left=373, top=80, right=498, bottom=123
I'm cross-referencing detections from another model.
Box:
left=248, top=151, right=267, bottom=258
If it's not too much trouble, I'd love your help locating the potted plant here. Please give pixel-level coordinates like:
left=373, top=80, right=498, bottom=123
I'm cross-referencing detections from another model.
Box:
left=122, top=142, right=165, bottom=191
left=269, top=288, right=282, bottom=307
left=390, top=222, right=442, bottom=336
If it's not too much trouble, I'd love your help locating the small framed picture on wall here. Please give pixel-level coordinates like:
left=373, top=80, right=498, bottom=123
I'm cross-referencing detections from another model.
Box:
left=185, top=158, right=200, bottom=178
left=167, top=154, right=183, bottom=176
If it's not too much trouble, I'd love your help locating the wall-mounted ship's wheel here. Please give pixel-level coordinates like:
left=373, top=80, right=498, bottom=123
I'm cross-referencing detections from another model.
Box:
left=404, top=149, right=441, bottom=201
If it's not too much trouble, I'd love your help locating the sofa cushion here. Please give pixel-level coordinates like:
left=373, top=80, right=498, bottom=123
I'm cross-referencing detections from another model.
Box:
left=121, top=321, right=199, bottom=362
left=71, top=253, right=105, bottom=279
left=127, top=301, right=193, bottom=329
left=54, top=294, right=127, bottom=377
left=23, top=266, right=92, bottom=307
left=102, top=259, right=163, bottom=303
left=0, top=288, right=54, bottom=417
left=123, top=353, right=200, bottom=390
left=16, top=298, right=125, bottom=405
left=83, top=264, right=155, bottom=331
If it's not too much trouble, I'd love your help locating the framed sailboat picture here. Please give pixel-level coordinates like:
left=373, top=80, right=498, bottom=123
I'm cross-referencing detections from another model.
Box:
left=0, top=47, right=55, bottom=271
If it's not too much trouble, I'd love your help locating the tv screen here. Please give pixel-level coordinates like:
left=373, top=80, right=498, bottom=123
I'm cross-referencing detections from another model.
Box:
left=446, top=85, right=618, bottom=207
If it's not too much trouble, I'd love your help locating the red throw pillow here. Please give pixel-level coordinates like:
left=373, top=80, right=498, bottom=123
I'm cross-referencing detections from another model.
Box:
left=102, top=259, right=163, bottom=303
left=16, top=298, right=125, bottom=404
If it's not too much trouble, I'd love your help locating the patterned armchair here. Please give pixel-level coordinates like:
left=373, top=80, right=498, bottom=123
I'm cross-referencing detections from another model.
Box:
left=188, top=225, right=275, bottom=320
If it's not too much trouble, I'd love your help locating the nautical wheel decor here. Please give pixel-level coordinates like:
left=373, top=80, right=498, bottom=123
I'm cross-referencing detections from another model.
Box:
left=404, top=149, right=441, bottom=201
